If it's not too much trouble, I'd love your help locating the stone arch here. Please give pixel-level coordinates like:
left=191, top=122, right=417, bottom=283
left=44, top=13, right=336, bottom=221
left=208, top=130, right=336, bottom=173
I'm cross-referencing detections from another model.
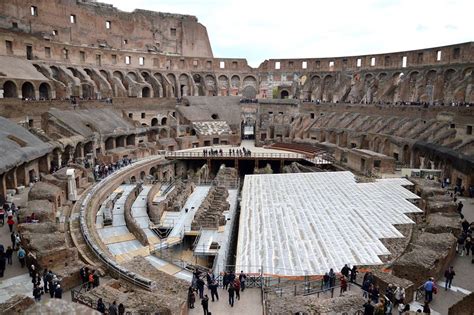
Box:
left=100, top=70, right=109, bottom=80
left=126, top=134, right=136, bottom=146
left=3, top=80, right=17, bottom=98
left=322, top=75, right=335, bottom=102
left=140, top=171, right=146, bottom=180
left=425, top=70, right=437, bottom=84
left=161, top=117, right=167, bottom=126
left=167, top=74, right=178, bottom=96
left=74, top=142, right=83, bottom=159
left=113, top=71, right=124, bottom=82
left=149, top=167, right=157, bottom=178
left=142, top=86, right=151, bottom=98
left=105, top=137, right=115, bottom=150
left=179, top=73, right=190, bottom=97
left=280, top=89, right=290, bottom=99
left=50, top=66, right=61, bottom=81
left=243, top=75, right=257, bottom=88
left=151, top=118, right=158, bottom=126
left=444, top=68, right=456, bottom=82
left=21, top=81, right=35, bottom=99
left=39, top=82, right=51, bottom=99
left=462, top=67, right=473, bottom=79
left=130, top=176, right=136, bottom=183
left=377, top=72, right=388, bottom=80
left=218, top=75, right=229, bottom=96
left=231, top=75, right=241, bottom=88
left=127, top=72, right=138, bottom=81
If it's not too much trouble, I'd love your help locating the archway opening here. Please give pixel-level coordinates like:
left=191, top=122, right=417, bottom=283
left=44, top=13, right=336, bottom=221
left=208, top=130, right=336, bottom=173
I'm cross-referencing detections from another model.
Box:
left=22, top=82, right=35, bottom=99
left=280, top=90, right=289, bottom=99
left=151, top=118, right=158, bottom=126
left=39, top=82, right=51, bottom=100
left=3, top=81, right=17, bottom=98
left=161, top=117, right=167, bottom=126
left=142, top=86, right=151, bottom=98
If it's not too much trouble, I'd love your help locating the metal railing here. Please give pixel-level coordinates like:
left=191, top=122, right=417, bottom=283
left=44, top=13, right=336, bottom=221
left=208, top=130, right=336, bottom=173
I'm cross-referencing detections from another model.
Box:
left=165, top=151, right=307, bottom=159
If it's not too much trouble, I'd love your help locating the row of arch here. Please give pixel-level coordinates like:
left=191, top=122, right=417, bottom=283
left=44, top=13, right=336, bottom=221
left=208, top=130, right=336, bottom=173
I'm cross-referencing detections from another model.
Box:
left=301, top=66, right=473, bottom=103
left=2, top=80, right=53, bottom=99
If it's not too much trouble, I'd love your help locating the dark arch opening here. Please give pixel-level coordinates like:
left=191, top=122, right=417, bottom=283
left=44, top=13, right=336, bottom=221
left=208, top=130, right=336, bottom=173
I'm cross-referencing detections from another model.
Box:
left=161, top=117, right=167, bottom=125
left=280, top=90, right=289, bottom=99
left=3, top=81, right=17, bottom=98
left=22, top=82, right=35, bottom=99
left=151, top=118, right=158, bottom=126
left=211, top=114, right=219, bottom=120
left=39, top=82, right=50, bottom=100
left=142, top=86, right=151, bottom=98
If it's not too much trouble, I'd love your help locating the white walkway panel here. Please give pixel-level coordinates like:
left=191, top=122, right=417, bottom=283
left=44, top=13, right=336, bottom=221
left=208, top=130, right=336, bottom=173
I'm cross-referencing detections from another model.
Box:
left=236, top=171, right=421, bottom=276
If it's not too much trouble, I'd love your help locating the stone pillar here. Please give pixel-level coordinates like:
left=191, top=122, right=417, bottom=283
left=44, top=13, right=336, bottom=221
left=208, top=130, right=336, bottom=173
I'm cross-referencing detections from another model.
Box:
left=16, top=165, right=26, bottom=187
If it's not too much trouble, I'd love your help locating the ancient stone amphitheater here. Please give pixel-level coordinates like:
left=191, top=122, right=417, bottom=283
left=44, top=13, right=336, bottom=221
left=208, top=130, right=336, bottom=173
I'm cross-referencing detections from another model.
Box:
left=0, top=1, right=473, bottom=314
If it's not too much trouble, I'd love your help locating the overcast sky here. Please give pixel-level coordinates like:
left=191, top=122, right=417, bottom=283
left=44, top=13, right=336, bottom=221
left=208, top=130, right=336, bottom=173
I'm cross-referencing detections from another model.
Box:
left=107, top=0, right=473, bottom=67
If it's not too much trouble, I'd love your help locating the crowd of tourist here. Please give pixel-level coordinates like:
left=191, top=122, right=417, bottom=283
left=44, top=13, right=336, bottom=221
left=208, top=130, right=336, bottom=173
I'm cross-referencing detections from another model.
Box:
left=188, top=269, right=248, bottom=313
left=93, top=157, right=133, bottom=180
left=239, top=98, right=258, bottom=103
left=202, top=147, right=252, bottom=157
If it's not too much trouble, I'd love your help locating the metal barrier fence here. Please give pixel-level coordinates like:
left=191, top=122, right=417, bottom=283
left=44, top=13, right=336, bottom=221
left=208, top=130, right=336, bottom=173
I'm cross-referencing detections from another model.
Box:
left=165, top=151, right=307, bottom=159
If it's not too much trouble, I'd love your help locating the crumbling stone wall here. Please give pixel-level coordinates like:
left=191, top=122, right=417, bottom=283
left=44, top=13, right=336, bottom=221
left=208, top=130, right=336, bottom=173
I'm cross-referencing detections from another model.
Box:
left=191, top=186, right=229, bottom=230
left=149, top=180, right=195, bottom=223
left=392, top=232, right=456, bottom=286
left=124, top=184, right=149, bottom=246
left=371, top=270, right=415, bottom=304
left=448, top=292, right=474, bottom=315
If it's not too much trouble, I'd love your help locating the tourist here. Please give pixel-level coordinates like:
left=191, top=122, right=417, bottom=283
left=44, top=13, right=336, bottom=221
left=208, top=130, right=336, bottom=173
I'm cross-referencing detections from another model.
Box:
left=108, top=301, right=118, bottom=315
left=363, top=299, right=375, bottom=315
left=228, top=282, right=235, bottom=307
left=362, top=278, right=370, bottom=298
left=340, top=276, right=347, bottom=295
left=10, top=232, right=15, bottom=249
left=385, top=299, right=393, bottom=315
left=196, top=276, right=205, bottom=299
left=208, top=280, right=219, bottom=302
left=234, top=278, right=241, bottom=300
left=385, top=284, right=394, bottom=302
left=54, top=284, right=62, bottom=298
left=93, top=271, right=100, bottom=288
left=5, top=246, right=13, bottom=265
left=96, top=298, right=106, bottom=313
left=7, top=216, right=14, bottom=232
left=371, top=285, right=380, bottom=304
left=423, top=277, right=435, bottom=303
left=17, top=246, right=26, bottom=268
left=33, top=284, right=43, bottom=302
left=462, top=219, right=470, bottom=233
left=465, top=236, right=472, bottom=256
left=239, top=270, right=247, bottom=291
left=188, top=286, right=196, bottom=309
left=88, top=270, right=95, bottom=290
left=374, top=297, right=385, bottom=315
left=323, top=272, right=330, bottom=290
left=457, top=201, right=464, bottom=213
left=201, top=294, right=209, bottom=315
left=328, top=268, right=336, bottom=287
left=456, top=233, right=466, bottom=256
left=422, top=301, right=431, bottom=314
left=15, top=233, right=21, bottom=250
left=444, top=266, right=456, bottom=290
left=223, top=272, right=229, bottom=290
left=394, top=286, right=405, bottom=305
left=350, top=265, right=358, bottom=283
left=341, top=264, right=350, bottom=278
left=80, top=266, right=88, bottom=284
left=118, top=303, right=125, bottom=315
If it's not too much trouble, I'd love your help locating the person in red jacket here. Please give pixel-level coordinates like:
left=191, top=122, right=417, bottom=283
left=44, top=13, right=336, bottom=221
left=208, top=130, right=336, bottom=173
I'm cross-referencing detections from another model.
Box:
left=7, top=217, right=14, bottom=232
left=340, top=276, right=348, bottom=295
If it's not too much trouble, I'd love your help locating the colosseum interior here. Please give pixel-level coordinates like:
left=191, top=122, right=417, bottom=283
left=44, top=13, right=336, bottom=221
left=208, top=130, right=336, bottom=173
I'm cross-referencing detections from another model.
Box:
left=0, top=0, right=473, bottom=314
